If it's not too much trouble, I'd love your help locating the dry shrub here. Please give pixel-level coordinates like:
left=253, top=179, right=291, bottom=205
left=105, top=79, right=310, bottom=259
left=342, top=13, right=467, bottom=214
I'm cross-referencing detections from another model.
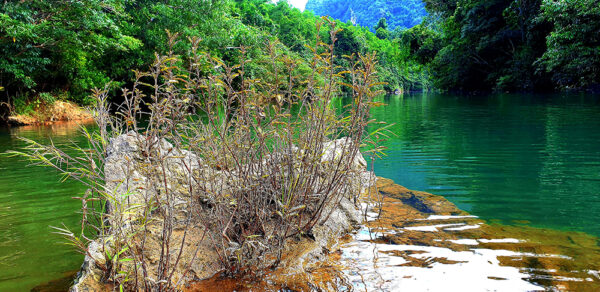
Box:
left=9, top=18, right=388, bottom=291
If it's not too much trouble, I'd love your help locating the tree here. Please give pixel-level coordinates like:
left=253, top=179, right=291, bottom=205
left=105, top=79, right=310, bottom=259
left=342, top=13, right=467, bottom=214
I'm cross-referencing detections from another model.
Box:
left=538, top=0, right=600, bottom=90
left=376, top=17, right=388, bottom=30
left=0, top=0, right=141, bottom=103
left=425, top=0, right=553, bottom=92
left=376, top=27, right=389, bottom=39
left=0, top=0, right=234, bottom=109
left=399, top=24, right=442, bottom=64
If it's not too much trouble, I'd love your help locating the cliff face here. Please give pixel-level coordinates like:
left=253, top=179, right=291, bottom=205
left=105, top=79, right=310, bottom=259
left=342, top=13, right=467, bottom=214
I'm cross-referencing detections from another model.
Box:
left=305, top=0, right=426, bottom=30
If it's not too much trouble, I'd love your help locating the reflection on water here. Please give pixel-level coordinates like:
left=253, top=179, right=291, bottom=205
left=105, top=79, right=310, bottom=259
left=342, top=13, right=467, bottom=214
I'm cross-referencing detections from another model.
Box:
left=342, top=215, right=545, bottom=291
left=0, top=122, right=93, bottom=291
left=368, top=93, right=600, bottom=236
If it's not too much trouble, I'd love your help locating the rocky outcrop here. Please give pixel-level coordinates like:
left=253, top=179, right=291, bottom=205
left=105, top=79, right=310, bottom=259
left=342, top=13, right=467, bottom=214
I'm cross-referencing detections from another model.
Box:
left=70, top=133, right=374, bottom=291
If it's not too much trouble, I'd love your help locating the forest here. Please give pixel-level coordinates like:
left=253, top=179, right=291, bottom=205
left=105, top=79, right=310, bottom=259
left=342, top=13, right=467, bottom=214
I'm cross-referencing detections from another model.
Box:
left=420, top=0, right=600, bottom=92
left=1, top=0, right=599, bottom=120
left=307, top=0, right=600, bottom=92
left=305, top=0, right=427, bottom=31
left=0, top=0, right=430, bottom=121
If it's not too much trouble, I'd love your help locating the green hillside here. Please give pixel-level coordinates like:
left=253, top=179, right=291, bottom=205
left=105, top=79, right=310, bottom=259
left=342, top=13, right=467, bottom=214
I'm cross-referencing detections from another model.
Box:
left=305, top=0, right=427, bottom=30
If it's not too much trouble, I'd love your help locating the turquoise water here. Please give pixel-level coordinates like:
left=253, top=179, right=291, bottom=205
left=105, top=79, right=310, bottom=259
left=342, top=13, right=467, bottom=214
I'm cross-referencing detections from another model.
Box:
left=370, top=93, right=600, bottom=236
left=1, top=93, right=600, bottom=290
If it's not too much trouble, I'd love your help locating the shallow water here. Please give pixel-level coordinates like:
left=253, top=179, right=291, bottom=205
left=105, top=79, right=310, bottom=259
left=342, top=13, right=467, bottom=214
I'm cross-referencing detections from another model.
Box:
left=336, top=197, right=600, bottom=292
left=368, top=93, right=600, bottom=237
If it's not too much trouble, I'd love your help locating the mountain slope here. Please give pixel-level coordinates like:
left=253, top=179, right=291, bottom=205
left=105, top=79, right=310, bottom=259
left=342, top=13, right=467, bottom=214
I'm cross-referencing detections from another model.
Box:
left=305, top=0, right=426, bottom=30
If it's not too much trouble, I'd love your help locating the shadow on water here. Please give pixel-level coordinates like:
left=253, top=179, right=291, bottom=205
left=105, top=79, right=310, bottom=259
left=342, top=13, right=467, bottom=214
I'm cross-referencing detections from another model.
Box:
left=30, top=271, right=77, bottom=292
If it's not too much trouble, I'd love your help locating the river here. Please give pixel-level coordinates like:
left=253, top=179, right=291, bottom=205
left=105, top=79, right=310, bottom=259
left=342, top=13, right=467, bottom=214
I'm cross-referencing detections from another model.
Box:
left=369, top=93, right=600, bottom=237
left=0, top=123, right=88, bottom=291
left=1, top=93, right=599, bottom=291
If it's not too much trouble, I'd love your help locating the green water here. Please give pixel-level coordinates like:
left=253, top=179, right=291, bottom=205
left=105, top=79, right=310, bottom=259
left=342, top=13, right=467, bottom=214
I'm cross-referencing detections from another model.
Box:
left=370, top=93, right=600, bottom=237
left=0, top=124, right=87, bottom=291
left=1, top=93, right=600, bottom=290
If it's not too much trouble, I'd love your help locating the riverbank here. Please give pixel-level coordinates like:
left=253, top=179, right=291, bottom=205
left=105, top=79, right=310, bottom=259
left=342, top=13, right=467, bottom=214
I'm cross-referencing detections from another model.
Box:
left=32, top=176, right=600, bottom=291
left=6, top=101, right=92, bottom=126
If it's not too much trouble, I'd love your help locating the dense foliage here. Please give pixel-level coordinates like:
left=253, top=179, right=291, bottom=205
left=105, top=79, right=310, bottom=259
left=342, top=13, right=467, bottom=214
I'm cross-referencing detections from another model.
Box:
left=305, top=0, right=427, bottom=30
left=419, top=0, right=600, bottom=92
left=4, top=0, right=595, bottom=111
left=235, top=0, right=431, bottom=92
left=0, top=0, right=428, bottom=119
left=0, top=0, right=233, bottom=107
left=538, top=0, right=600, bottom=89
left=0, top=1, right=141, bottom=104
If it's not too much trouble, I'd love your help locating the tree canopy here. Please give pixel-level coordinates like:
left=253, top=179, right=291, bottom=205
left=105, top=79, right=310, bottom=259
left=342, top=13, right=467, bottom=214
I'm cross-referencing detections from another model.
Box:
left=418, top=0, right=600, bottom=92
left=2, top=0, right=597, bottom=113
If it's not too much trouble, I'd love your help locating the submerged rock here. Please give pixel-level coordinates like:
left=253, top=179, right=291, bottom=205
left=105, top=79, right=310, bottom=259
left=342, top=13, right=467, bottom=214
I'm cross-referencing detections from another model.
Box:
left=304, top=179, right=600, bottom=292
left=70, top=241, right=109, bottom=292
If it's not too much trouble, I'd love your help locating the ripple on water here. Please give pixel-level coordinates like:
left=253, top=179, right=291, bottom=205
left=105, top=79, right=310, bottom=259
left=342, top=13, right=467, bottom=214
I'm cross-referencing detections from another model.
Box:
left=0, top=123, right=90, bottom=291
left=328, top=179, right=600, bottom=292
left=370, top=94, right=600, bottom=238
left=339, top=238, right=545, bottom=291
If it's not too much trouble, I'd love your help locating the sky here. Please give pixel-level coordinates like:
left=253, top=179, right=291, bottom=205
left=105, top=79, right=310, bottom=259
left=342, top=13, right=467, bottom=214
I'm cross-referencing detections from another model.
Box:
left=273, top=0, right=308, bottom=11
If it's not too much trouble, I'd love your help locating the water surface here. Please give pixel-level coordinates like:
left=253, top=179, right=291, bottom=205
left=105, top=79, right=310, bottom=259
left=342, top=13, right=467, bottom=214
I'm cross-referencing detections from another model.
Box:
left=370, top=93, right=600, bottom=236
left=0, top=123, right=88, bottom=291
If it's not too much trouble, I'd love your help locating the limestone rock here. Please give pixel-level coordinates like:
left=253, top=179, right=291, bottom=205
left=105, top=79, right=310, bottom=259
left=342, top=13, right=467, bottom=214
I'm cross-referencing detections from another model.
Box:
left=70, top=241, right=109, bottom=292
left=321, top=137, right=367, bottom=171
left=71, top=133, right=374, bottom=291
